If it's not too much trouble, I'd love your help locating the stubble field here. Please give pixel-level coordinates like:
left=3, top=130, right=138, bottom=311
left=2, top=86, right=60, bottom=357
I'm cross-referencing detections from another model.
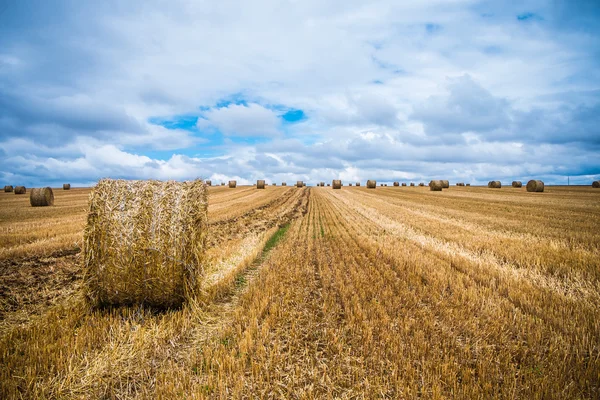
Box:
left=0, top=184, right=599, bottom=399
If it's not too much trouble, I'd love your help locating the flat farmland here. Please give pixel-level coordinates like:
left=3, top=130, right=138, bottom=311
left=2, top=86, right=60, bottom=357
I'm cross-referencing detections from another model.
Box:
left=1, top=185, right=599, bottom=398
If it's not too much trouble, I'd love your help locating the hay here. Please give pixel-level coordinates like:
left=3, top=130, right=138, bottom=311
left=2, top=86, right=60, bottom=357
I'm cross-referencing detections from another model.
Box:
left=419, top=183, right=425, bottom=186
left=83, top=179, right=208, bottom=308
left=593, top=181, right=600, bottom=188
left=526, top=180, right=544, bottom=192
left=63, top=183, right=71, bottom=190
left=205, top=180, right=212, bottom=186
left=488, top=181, right=501, bottom=188
left=303, top=182, right=306, bottom=187
left=327, top=183, right=330, bottom=186
left=297, top=181, right=303, bottom=188
left=429, top=180, right=443, bottom=191
left=366, top=180, right=376, bottom=188
left=30, top=187, right=54, bottom=207
left=332, top=180, right=342, bottom=189
left=402, top=183, right=406, bottom=186
left=272, top=183, right=277, bottom=186
left=456, top=183, right=465, bottom=186
left=512, top=181, right=522, bottom=188
left=4, top=185, right=13, bottom=192
left=14, top=186, right=26, bottom=194
left=393, top=182, right=399, bottom=186
left=466, top=183, right=471, bottom=186
left=221, top=182, right=225, bottom=186
left=356, top=182, right=360, bottom=186
left=282, top=182, right=287, bottom=186
left=410, top=183, right=415, bottom=186
left=441, top=180, right=449, bottom=188
left=349, top=183, right=353, bottom=186
left=257, top=180, right=265, bottom=189
left=229, top=180, right=237, bottom=188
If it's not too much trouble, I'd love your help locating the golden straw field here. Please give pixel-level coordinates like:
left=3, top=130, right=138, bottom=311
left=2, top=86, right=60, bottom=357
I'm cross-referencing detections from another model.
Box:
left=0, top=184, right=599, bottom=398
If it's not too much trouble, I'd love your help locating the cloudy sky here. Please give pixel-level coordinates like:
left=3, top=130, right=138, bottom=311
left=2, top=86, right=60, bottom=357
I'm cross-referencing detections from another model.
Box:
left=1, top=0, right=599, bottom=186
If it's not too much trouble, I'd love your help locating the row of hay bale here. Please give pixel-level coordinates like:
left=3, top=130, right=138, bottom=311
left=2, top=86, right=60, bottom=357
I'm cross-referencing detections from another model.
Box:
left=4, top=184, right=70, bottom=193
left=2, top=185, right=58, bottom=207
left=488, top=180, right=545, bottom=192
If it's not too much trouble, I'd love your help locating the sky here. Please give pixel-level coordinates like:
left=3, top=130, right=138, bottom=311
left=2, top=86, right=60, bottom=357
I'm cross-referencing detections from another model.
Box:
left=1, top=0, right=599, bottom=187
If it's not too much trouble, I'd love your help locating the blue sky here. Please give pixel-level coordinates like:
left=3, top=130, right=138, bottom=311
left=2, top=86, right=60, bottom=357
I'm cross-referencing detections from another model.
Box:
left=0, top=0, right=599, bottom=186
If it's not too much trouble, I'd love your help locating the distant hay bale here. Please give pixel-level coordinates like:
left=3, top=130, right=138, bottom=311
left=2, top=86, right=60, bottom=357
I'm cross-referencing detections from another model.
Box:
left=466, top=183, right=471, bottom=186
left=297, top=181, right=303, bottom=188
left=441, top=180, right=449, bottom=188
left=4, top=185, right=13, bottom=192
left=456, top=183, right=465, bottom=186
left=14, top=186, right=26, bottom=194
left=367, top=180, right=376, bottom=188
left=282, top=182, right=287, bottom=186
left=272, top=183, right=277, bottom=186
left=83, top=179, right=208, bottom=308
left=229, top=180, right=237, bottom=188
left=380, top=183, right=383, bottom=187
left=205, top=180, right=212, bottom=186
left=356, top=182, right=360, bottom=186
left=393, top=182, right=399, bottom=186
left=526, top=180, right=544, bottom=192
left=349, top=183, right=353, bottom=186
left=429, top=180, right=443, bottom=191
left=320, top=182, right=325, bottom=187
left=257, top=180, right=265, bottom=189
left=30, top=187, right=54, bottom=207
left=63, top=183, right=71, bottom=190
left=402, top=183, right=406, bottom=186
left=385, top=184, right=388, bottom=186
left=332, top=180, right=342, bottom=189
left=303, top=182, right=306, bottom=187
left=593, top=181, right=600, bottom=188
left=512, top=181, right=522, bottom=188
left=419, top=183, right=425, bottom=186
left=410, top=182, right=415, bottom=186
left=488, top=181, right=501, bottom=189
left=327, top=183, right=330, bottom=186
left=221, top=182, right=225, bottom=186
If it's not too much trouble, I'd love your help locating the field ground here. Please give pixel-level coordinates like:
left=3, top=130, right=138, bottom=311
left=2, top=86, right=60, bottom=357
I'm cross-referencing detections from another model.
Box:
left=0, top=185, right=599, bottom=398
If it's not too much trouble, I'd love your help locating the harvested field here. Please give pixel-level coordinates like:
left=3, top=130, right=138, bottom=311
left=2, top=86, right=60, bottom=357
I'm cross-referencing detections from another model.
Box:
left=0, top=185, right=598, bottom=398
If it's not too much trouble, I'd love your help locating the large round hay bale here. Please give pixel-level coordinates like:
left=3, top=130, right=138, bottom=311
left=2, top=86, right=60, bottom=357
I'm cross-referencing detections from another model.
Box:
left=14, top=186, right=26, bottom=194
left=83, top=179, right=208, bottom=308
left=356, top=182, right=360, bottom=186
left=429, top=180, right=443, bottom=191
left=512, top=181, right=522, bottom=188
left=4, top=185, right=13, bottom=192
left=297, top=181, right=303, bottom=188
left=526, top=180, right=544, bottom=192
left=367, top=180, right=376, bottom=188
left=332, top=180, right=342, bottom=189
left=229, top=180, right=237, bottom=188
left=63, top=183, right=71, bottom=190
left=410, top=182, right=415, bottom=187
left=593, top=181, right=600, bottom=188
left=441, top=180, right=449, bottom=188
left=488, top=181, right=501, bottom=188
left=205, top=180, right=212, bottom=186
left=257, top=180, right=265, bottom=189
left=30, top=187, right=54, bottom=207
left=393, top=182, right=399, bottom=186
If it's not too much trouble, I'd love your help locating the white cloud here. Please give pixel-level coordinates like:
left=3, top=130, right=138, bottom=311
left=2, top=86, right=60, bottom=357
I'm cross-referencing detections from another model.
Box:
left=196, top=103, right=280, bottom=136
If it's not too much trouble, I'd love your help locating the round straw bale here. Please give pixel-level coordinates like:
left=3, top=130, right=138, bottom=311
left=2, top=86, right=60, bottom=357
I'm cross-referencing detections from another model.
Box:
left=419, top=183, right=425, bottom=186
left=282, top=182, right=287, bottom=186
left=456, top=183, right=464, bottom=186
left=303, top=182, right=306, bottom=187
left=30, top=187, right=54, bottom=207
left=393, top=182, right=399, bottom=186
left=327, top=183, right=330, bottom=186
left=429, top=180, right=443, bottom=191
left=441, top=180, right=449, bottom=188
left=14, top=186, right=26, bottom=194
left=512, top=181, right=522, bottom=188
left=228, top=180, right=237, bottom=188
left=356, top=182, right=361, bottom=186
left=257, top=180, right=265, bottom=189
left=466, top=183, right=471, bottom=186
left=402, top=183, right=406, bottom=186
left=205, top=180, right=212, bottom=186
left=83, top=179, right=208, bottom=308
left=297, top=181, right=303, bottom=188
left=63, top=183, right=71, bottom=190
left=4, top=185, right=13, bottom=192
left=488, top=181, right=501, bottom=188
left=221, top=182, right=225, bottom=186
left=272, top=183, right=277, bottom=186
left=332, top=180, right=342, bottom=189
left=410, top=182, right=415, bottom=186
left=593, top=181, right=600, bottom=188
left=349, top=183, right=353, bottom=186
left=526, top=179, right=544, bottom=192
left=366, top=180, right=376, bottom=188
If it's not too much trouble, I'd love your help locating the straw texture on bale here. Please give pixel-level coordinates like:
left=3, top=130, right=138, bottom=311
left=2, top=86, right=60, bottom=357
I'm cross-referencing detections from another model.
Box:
left=83, top=179, right=208, bottom=308
left=332, top=180, right=342, bottom=189
left=4, top=185, right=13, bottom=192
left=441, top=180, right=449, bottom=188
left=366, top=180, right=376, bottom=188
left=593, top=181, right=600, bottom=188
left=30, top=187, right=54, bottom=207
left=63, top=183, right=71, bottom=190
left=488, top=181, right=501, bottom=188
left=429, top=180, right=443, bottom=191
left=229, top=180, right=237, bottom=188
left=393, top=182, right=399, bottom=186
left=356, top=182, right=360, bottom=186
left=526, top=180, right=544, bottom=192
left=297, top=181, right=303, bottom=188
left=257, top=180, right=265, bottom=189
left=402, top=183, right=407, bottom=186
left=512, top=181, right=522, bottom=188
left=14, top=186, right=26, bottom=194
left=205, top=180, right=211, bottom=186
